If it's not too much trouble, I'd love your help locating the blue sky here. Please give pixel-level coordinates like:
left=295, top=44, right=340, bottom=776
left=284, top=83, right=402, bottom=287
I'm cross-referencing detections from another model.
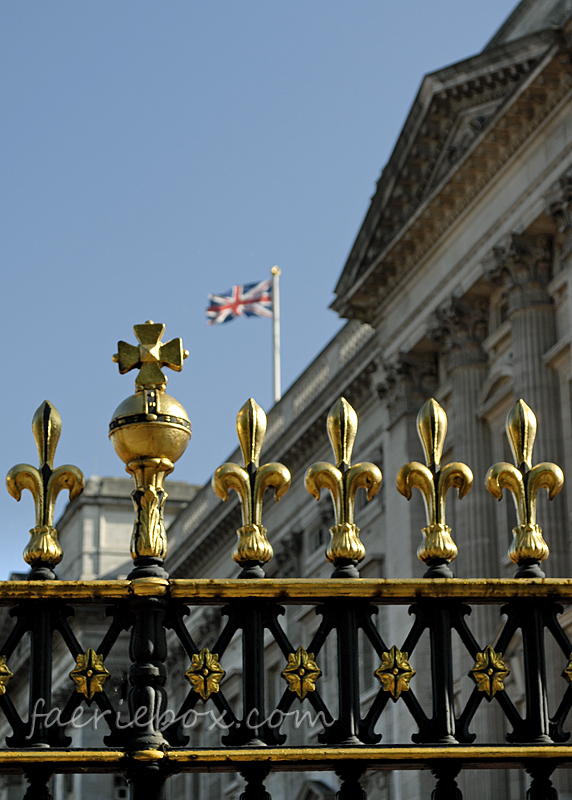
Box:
left=1, top=0, right=518, bottom=577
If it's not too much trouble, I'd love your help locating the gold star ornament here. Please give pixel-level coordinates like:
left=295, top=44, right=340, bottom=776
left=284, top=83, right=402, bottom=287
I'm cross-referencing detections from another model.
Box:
left=470, top=645, right=509, bottom=698
left=282, top=647, right=322, bottom=700
left=374, top=646, right=415, bottom=700
left=70, top=649, right=110, bottom=701
left=185, top=648, right=225, bottom=701
left=0, top=656, right=13, bottom=696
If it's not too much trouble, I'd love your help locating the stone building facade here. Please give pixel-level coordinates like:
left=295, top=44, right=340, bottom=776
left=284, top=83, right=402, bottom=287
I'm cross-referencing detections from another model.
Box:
left=162, top=2, right=572, bottom=799
left=5, top=1, right=572, bottom=799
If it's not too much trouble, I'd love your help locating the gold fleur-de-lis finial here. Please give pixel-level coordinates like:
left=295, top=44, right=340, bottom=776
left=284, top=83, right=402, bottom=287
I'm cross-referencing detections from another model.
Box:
left=112, top=320, right=189, bottom=390
left=305, top=397, right=382, bottom=577
left=397, top=398, right=473, bottom=577
left=486, top=399, right=564, bottom=577
left=212, top=399, right=291, bottom=577
left=6, top=402, right=85, bottom=578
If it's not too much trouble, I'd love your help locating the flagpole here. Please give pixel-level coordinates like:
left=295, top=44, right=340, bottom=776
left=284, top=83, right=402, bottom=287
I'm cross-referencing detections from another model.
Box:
left=271, top=266, right=281, bottom=404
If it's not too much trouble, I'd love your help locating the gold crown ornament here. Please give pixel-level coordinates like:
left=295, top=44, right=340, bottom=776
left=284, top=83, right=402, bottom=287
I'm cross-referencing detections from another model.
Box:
left=109, top=321, right=191, bottom=580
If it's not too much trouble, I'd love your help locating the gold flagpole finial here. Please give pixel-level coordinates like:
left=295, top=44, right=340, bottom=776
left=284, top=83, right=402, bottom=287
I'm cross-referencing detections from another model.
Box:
left=486, top=399, right=564, bottom=578
left=397, top=398, right=473, bottom=578
left=305, top=397, right=382, bottom=578
left=213, top=398, right=291, bottom=578
left=6, top=401, right=85, bottom=579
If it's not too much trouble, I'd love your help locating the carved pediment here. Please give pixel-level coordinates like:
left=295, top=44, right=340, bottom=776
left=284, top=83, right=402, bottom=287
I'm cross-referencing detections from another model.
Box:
left=333, top=28, right=568, bottom=322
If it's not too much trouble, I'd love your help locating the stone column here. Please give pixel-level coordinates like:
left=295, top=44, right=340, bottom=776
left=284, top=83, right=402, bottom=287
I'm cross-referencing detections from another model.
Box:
left=487, top=233, right=568, bottom=577
left=430, top=295, right=497, bottom=581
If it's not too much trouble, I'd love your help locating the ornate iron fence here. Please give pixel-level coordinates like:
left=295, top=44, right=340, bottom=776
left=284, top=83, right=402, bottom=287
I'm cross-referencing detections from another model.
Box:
left=1, top=322, right=572, bottom=800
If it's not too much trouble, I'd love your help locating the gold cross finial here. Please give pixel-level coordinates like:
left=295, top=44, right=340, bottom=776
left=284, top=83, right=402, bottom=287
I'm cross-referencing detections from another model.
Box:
left=113, top=321, right=189, bottom=390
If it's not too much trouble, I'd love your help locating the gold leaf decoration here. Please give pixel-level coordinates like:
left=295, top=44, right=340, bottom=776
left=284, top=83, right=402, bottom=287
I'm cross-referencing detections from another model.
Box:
left=374, top=646, right=415, bottom=700
left=470, top=645, right=509, bottom=697
left=0, top=656, right=13, bottom=696
left=185, top=648, right=225, bottom=701
left=70, top=648, right=110, bottom=701
left=282, top=646, right=322, bottom=699
left=563, top=653, right=572, bottom=684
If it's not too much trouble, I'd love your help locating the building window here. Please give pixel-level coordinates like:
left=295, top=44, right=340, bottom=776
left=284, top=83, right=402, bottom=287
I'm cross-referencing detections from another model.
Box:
left=310, top=524, right=328, bottom=552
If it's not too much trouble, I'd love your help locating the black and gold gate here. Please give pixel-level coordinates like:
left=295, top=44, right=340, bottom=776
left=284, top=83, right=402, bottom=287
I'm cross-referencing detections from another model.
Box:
left=1, top=321, right=572, bottom=800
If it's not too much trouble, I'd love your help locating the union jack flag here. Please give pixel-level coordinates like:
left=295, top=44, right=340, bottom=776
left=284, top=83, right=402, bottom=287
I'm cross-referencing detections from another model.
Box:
left=206, top=279, right=273, bottom=325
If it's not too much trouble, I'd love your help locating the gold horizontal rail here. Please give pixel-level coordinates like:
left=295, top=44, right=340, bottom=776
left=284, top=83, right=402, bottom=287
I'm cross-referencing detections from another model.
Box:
left=168, top=578, right=572, bottom=604
left=0, top=578, right=572, bottom=605
left=0, top=747, right=571, bottom=772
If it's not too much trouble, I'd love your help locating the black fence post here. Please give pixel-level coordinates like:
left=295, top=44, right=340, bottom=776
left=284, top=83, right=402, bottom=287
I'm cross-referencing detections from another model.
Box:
left=240, top=599, right=268, bottom=746
left=526, top=762, right=559, bottom=799
left=127, top=761, right=167, bottom=800
left=240, top=766, right=272, bottom=800
left=431, top=765, right=462, bottom=799
left=26, top=602, right=56, bottom=747
left=22, top=769, right=53, bottom=800
left=126, top=592, right=169, bottom=750
left=336, top=765, right=367, bottom=800
left=335, top=602, right=362, bottom=745
left=428, top=601, right=457, bottom=744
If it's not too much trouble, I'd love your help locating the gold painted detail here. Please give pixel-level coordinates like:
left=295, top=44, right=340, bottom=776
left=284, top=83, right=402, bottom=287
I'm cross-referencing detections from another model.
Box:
left=305, top=398, right=382, bottom=565
left=374, top=646, right=415, bottom=700
left=397, top=398, right=473, bottom=567
left=282, top=647, right=322, bottom=699
left=1, top=744, right=572, bottom=766
left=470, top=645, right=509, bottom=697
left=70, top=649, right=110, bottom=701
left=185, top=648, right=225, bottom=700
left=113, top=320, right=188, bottom=391
left=110, top=322, right=192, bottom=563
left=213, top=399, right=291, bottom=566
left=486, top=400, right=564, bottom=566
left=563, top=654, right=572, bottom=684
left=0, top=656, right=13, bottom=695
left=126, top=458, right=173, bottom=560
left=6, top=402, right=85, bottom=569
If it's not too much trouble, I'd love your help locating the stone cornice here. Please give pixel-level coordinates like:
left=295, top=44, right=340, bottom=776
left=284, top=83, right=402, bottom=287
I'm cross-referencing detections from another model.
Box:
left=333, top=29, right=572, bottom=323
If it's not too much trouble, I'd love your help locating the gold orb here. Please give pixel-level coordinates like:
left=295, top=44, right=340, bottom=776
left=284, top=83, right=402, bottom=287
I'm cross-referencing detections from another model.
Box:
left=109, top=389, right=191, bottom=466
